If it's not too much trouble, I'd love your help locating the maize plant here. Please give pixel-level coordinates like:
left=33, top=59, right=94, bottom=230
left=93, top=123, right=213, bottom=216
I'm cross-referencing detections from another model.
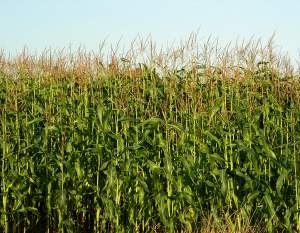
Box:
left=0, top=33, right=300, bottom=232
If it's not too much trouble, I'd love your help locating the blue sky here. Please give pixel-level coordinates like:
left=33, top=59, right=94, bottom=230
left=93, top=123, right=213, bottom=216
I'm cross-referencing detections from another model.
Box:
left=1, top=0, right=299, bottom=69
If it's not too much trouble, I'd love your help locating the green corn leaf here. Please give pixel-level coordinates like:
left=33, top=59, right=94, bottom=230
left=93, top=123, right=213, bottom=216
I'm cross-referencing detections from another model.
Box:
left=135, top=177, right=149, bottom=192
left=208, top=97, right=223, bottom=118
left=264, top=194, right=276, bottom=220
left=242, top=190, right=260, bottom=207
left=87, top=179, right=97, bottom=192
left=102, top=197, right=115, bottom=221
left=182, top=191, right=196, bottom=207
left=276, top=172, right=288, bottom=196
left=180, top=156, right=190, bottom=171
left=256, top=135, right=277, bottom=160
left=27, top=117, right=44, bottom=126
left=166, top=123, right=184, bottom=133
left=158, top=194, right=168, bottom=226
left=284, top=208, right=293, bottom=231
left=210, top=153, right=225, bottom=162
left=34, top=104, right=45, bottom=114
left=117, top=116, right=136, bottom=122
left=204, top=131, right=221, bottom=146
left=148, top=160, right=160, bottom=171
left=236, top=170, right=254, bottom=191
left=163, top=157, right=172, bottom=175
left=61, top=219, right=73, bottom=233
left=99, top=160, right=110, bottom=171
left=61, top=161, right=73, bottom=178
left=136, top=118, right=166, bottom=128
left=75, top=161, right=85, bottom=180
left=205, top=180, right=215, bottom=187
left=219, top=169, right=227, bottom=197
left=65, top=142, right=72, bottom=153
left=107, top=166, right=117, bottom=199
left=57, top=189, right=67, bottom=212
left=47, top=126, right=58, bottom=131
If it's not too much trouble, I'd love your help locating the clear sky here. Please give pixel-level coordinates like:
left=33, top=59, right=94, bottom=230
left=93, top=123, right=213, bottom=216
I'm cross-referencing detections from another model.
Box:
left=1, top=0, right=299, bottom=69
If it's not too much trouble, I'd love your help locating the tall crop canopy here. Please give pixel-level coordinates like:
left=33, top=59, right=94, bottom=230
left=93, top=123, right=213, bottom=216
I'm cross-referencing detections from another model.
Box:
left=0, top=34, right=300, bottom=232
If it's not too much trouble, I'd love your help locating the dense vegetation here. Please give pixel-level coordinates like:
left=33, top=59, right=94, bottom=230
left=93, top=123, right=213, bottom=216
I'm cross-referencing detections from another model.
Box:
left=1, top=35, right=300, bottom=232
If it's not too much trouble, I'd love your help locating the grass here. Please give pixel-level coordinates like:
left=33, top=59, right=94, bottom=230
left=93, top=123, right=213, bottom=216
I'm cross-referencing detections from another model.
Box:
left=0, top=32, right=300, bottom=232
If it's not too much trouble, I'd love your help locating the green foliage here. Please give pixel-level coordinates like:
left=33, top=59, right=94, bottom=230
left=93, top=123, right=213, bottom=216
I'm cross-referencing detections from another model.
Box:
left=0, top=43, right=300, bottom=232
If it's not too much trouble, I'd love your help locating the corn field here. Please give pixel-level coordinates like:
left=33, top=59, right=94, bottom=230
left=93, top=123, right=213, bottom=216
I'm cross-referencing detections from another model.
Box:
left=1, top=33, right=300, bottom=232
